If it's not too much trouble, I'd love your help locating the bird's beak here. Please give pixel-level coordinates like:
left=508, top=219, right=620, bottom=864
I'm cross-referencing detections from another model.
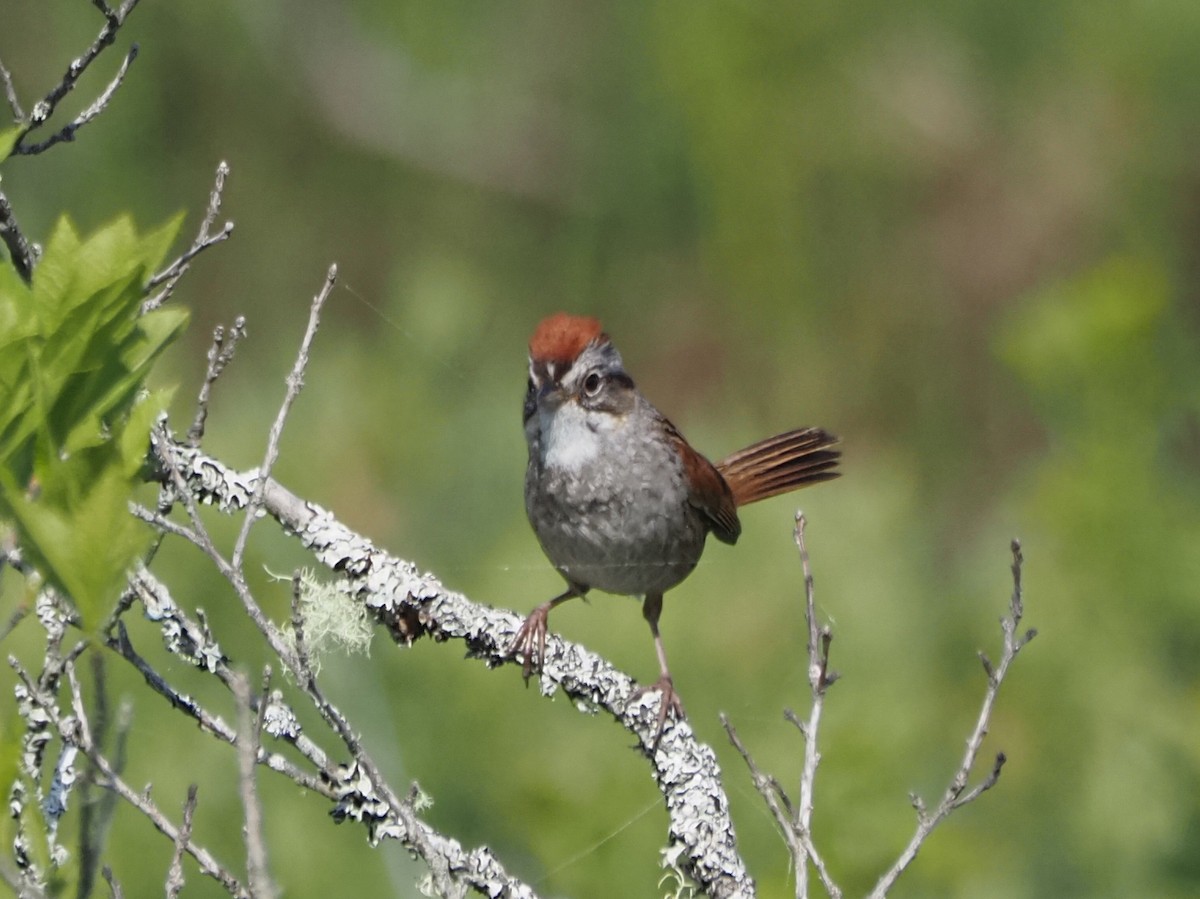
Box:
left=536, top=380, right=566, bottom=409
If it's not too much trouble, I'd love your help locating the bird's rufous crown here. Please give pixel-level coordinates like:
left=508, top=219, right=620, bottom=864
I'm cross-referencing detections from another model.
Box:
left=528, top=313, right=606, bottom=364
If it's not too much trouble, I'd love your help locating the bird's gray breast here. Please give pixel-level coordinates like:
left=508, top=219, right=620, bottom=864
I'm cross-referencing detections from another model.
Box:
left=525, top=404, right=708, bottom=596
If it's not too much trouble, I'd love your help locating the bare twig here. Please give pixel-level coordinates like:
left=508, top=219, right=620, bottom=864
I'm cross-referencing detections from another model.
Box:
left=0, top=0, right=143, bottom=286
left=146, top=424, right=547, bottom=897
left=868, top=540, right=1035, bottom=898
left=14, top=0, right=143, bottom=155
left=725, top=525, right=1033, bottom=899
left=722, top=715, right=795, bottom=836
left=77, top=653, right=128, bottom=899
left=91, top=0, right=118, bottom=25
left=727, top=514, right=840, bottom=899
left=10, top=658, right=248, bottom=897
left=791, top=513, right=839, bottom=899
left=16, top=44, right=138, bottom=155
left=106, top=569, right=332, bottom=795
left=129, top=501, right=205, bottom=546
left=0, top=860, right=26, bottom=898
left=290, top=572, right=540, bottom=898
left=231, top=264, right=335, bottom=571
left=164, top=785, right=198, bottom=899
left=0, top=598, right=29, bottom=645
left=0, top=56, right=23, bottom=120
left=101, top=866, right=123, bottom=899
left=141, top=441, right=302, bottom=676
left=0, top=548, right=32, bottom=648
left=144, top=162, right=235, bottom=312
left=152, top=434, right=752, bottom=898
left=233, top=671, right=274, bottom=899
left=0, top=186, right=37, bottom=283
left=188, top=316, right=248, bottom=445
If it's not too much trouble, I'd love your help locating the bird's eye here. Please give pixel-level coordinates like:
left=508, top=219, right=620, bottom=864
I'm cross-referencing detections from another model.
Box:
left=582, top=371, right=603, bottom=397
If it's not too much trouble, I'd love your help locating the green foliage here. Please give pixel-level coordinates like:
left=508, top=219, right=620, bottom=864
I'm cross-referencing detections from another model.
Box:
left=998, top=253, right=1200, bottom=896
left=1000, top=255, right=1173, bottom=427
left=5, top=2, right=1200, bottom=896
left=0, top=699, right=22, bottom=864
left=0, top=125, right=22, bottom=162
left=0, top=215, right=187, bottom=628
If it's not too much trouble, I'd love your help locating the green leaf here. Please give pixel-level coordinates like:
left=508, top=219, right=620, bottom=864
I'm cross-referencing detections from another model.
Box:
left=140, top=211, right=186, bottom=279
left=0, top=260, right=33, bottom=350
left=28, top=213, right=180, bottom=340
left=0, top=700, right=21, bottom=799
left=0, top=264, right=35, bottom=455
left=26, top=217, right=83, bottom=334
left=1, top=464, right=151, bottom=630
left=0, top=125, right=23, bottom=162
left=0, top=213, right=189, bottom=631
left=51, top=287, right=180, bottom=458
left=119, top=387, right=174, bottom=477
left=0, top=215, right=187, bottom=475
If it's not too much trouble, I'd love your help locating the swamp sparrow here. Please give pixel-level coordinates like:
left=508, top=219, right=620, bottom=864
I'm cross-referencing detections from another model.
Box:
left=512, top=313, right=840, bottom=743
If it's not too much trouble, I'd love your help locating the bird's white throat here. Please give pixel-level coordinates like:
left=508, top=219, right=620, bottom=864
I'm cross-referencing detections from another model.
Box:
left=540, top=402, right=613, bottom=472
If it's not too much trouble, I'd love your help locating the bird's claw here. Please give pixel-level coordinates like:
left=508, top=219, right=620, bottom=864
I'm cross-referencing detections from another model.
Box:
left=631, top=673, right=686, bottom=751
left=509, top=606, right=551, bottom=682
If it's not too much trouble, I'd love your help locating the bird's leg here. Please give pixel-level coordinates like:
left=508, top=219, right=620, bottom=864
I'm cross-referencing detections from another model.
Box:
left=509, top=585, right=585, bottom=681
left=631, top=592, right=686, bottom=750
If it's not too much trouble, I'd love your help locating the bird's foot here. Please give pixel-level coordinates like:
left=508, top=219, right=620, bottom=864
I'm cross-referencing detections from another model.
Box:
left=631, top=673, right=686, bottom=751
left=508, top=605, right=551, bottom=683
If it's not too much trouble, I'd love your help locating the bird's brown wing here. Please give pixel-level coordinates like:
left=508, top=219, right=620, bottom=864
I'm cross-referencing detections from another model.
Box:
left=716, top=427, right=841, bottom=507
left=663, top=420, right=742, bottom=545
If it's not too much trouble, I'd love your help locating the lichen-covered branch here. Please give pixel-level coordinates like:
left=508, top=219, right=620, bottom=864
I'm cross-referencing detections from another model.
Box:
left=148, top=431, right=755, bottom=898
left=9, top=656, right=249, bottom=897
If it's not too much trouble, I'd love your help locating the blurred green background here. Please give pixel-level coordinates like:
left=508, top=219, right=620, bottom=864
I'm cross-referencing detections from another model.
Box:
left=3, top=1, right=1200, bottom=896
